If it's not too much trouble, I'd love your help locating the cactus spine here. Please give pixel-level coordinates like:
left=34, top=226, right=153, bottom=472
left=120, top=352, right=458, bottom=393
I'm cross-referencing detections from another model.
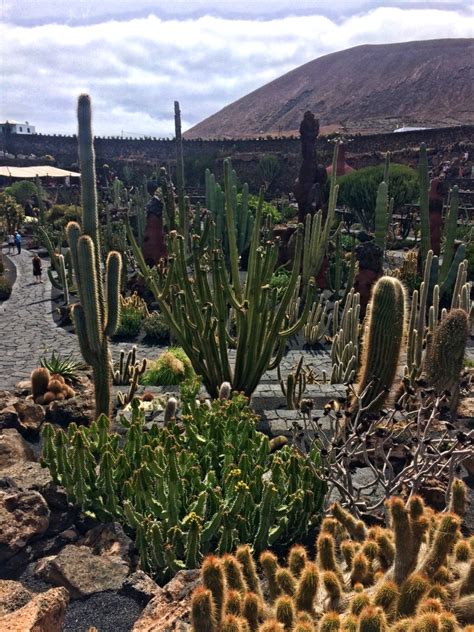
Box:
left=66, top=94, right=122, bottom=419
left=353, top=277, right=406, bottom=411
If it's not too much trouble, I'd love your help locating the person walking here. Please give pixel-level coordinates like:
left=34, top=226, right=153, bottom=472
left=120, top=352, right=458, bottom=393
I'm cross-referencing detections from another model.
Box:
left=32, top=254, right=43, bottom=283
left=7, top=233, right=15, bottom=254
left=14, top=231, right=22, bottom=255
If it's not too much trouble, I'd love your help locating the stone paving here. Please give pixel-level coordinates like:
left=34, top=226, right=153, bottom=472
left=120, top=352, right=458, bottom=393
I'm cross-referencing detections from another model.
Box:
left=0, top=249, right=334, bottom=393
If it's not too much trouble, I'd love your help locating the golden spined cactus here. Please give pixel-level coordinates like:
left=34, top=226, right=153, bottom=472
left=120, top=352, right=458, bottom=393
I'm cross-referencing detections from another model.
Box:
left=190, top=486, right=473, bottom=632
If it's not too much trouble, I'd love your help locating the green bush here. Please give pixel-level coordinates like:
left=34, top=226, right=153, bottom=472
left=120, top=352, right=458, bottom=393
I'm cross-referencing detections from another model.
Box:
left=0, top=276, right=12, bottom=300
left=0, top=192, right=24, bottom=234
left=114, top=305, right=143, bottom=338
left=338, top=163, right=419, bottom=232
left=41, top=388, right=325, bottom=582
left=242, top=193, right=282, bottom=223
left=143, top=311, right=171, bottom=343
left=47, top=205, right=82, bottom=230
left=5, top=180, right=39, bottom=206
left=141, top=347, right=194, bottom=385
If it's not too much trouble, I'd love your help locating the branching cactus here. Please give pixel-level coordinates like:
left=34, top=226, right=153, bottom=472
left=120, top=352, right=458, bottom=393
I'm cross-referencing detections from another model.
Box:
left=190, top=487, right=473, bottom=631
left=352, top=277, right=406, bottom=412
left=418, top=143, right=431, bottom=264
left=66, top=94, right=122, bottom=418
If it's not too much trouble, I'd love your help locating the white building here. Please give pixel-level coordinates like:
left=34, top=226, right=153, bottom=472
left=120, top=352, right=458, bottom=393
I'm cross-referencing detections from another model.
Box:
left=1, top=120, right=36, bottom=134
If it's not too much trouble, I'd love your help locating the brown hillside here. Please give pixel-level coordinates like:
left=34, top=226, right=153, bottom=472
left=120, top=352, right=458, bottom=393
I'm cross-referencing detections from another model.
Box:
left=185, top=39, right=474, bottom=139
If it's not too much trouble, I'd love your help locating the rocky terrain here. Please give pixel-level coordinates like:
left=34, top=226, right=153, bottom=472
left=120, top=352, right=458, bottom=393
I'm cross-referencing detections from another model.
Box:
left=186, top=38, right=474, bottom=138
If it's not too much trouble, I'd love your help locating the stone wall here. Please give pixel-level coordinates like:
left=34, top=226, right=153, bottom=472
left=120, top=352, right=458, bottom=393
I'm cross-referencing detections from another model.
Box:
left=1, top=124, right=472, bottom=192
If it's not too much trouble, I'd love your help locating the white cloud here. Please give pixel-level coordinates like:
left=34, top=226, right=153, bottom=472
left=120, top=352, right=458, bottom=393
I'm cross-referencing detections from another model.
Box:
left=0, top=8, right=472, bottom=136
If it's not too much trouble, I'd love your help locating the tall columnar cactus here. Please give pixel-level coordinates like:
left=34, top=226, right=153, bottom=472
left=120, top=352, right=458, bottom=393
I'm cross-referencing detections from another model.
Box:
left=174, top=101, right=188, bottom=244
left=330, top=290, right=360, bottom=384
left=423, top=308, right=468, bottom=413
left=66, top=95, right=122, bottom=418
left=439, top=185, right=459, bottom=284
left=38, top=226, right=73, bottom=305
left=205, top=162, right=254, bottom=261
left=353, top=277, right=406, bottom=411
left=374, top=180, right=389, bottom=254
left=418, top=143, right=432, bottom=264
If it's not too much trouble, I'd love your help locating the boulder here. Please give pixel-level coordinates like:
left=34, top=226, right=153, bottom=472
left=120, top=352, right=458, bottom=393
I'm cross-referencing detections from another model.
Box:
left=132, top=569, right=199, bottom=631
left=0, top=488, right=50, bottom=561
left=0, top=405, right=20, bottom=431
left=0, top=428, right=36, bottom=470
left=121, top=570, right=161, bottom=606
left=0, top=579, right=32, bottom=616
left=15, top=380, right=32, bottom=396
left=0, top=586, right=68, bottom=632
left=45, top=393, right=94, bottom=426
left=2, top=460, right=69, bottom=510
left=13, top=400, right=45, bottom=436
left=36, top=544, right=130, bottom=598
left=79, top=522, right=134, bottom=564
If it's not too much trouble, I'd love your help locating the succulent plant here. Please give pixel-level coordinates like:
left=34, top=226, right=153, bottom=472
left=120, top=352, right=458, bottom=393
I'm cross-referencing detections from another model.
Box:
left=190, top=486, right=472, bottom=631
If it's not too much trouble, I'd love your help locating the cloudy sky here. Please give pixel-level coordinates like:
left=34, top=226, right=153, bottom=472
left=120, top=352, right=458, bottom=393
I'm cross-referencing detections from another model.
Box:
left=1, top=1, right=472, bottom=137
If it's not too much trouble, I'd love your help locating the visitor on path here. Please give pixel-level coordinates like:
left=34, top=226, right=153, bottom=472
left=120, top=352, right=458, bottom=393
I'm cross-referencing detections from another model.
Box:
left=7, top=233, right=15, bottom=254
left=15, top=231, right=22, bottom=254
left=32, top=254, right=43, bottom=283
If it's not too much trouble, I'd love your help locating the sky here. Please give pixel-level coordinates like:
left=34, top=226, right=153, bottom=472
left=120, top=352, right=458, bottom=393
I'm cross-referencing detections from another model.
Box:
left=1, top=1, right=472, bottom=137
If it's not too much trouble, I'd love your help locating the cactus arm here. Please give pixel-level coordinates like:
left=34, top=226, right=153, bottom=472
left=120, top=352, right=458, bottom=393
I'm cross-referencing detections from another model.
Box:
left=439, top=185, right=459, bottom=283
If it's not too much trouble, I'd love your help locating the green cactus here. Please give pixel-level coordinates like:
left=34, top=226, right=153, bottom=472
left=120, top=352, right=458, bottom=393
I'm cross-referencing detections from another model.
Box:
left=422, top=308, right=468, bottom=413
left=418, top=143, right=431, bottom=264
left=174, top=101, right=189, bottom=247
left=66, top=94, right=122, bottom=418
left=330, top=290, right=360, bottom=384
left=352, top=277, right=406, bottom=411
left=127, top=180, right=314, bottom=398
left=439, top=186, right=459, bottom=284
left=374, top=180, right=389, bottom=253
left=41, top=388, right=325, bottom=583
left=189, top=490, right=471, bottom=631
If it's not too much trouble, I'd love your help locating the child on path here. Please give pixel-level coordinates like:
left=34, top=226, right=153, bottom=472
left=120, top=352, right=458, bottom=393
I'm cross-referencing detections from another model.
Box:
left=15, top=232, right=22, bottom=254
left=32, top=254, right=43, bottom=283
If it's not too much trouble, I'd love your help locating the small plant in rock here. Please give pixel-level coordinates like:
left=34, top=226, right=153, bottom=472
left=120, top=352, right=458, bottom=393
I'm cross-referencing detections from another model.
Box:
left=0, top=276, right=12, bottom=300
left=40, top=351, right=85, bottom=382
left=190, top=485, right=472, bottom=631
left=41, top=388, right=326, bottom=583
left=143, top=311, right=171, bottom=343
left=141, top=347, right=194, bottom=386
left=31, top=367, right=76, bottom=404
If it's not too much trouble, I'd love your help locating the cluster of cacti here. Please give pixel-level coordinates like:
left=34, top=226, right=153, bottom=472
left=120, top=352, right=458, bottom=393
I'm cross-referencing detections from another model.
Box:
left=31, top=367, right=75, bottom=405
left=41, top=390, right=325, bottom=583
left=190, top=483, right=473, bottom=631
left=110, top=346, right=147, bottom=407
left=303, top=295, right=331, bottom=346
left=418, top=143, right=432, bottom=265
left=66, top=94, right=122, bottom=418
left=205, top=160, right=254, bottom=259
left=352, top=277, right=406, bottom=411
left=37, top=226, right=73, bottom=305
left=120, top=292, right=149, bottom=318
left=329, top=227, right=357, bottom=297
left=126, top=174, right=315, bottom=396
left=401, top=250, right=472, bottom=408
left=278, top=356, right=308, bottom=410
left=330, top=290, right=360, bottom=385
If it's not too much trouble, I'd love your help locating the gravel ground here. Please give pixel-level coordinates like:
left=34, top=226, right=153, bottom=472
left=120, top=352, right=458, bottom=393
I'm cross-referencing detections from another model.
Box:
left=63, top=591, right=142, bottom=632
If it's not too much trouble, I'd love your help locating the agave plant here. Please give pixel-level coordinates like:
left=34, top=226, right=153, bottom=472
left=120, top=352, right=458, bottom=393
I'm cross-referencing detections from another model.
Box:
left=39, top=351, right=86, bottom=382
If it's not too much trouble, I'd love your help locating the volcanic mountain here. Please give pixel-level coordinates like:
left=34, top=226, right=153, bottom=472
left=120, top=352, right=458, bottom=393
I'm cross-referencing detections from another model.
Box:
left=185, top=39, right=473, bottom=138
